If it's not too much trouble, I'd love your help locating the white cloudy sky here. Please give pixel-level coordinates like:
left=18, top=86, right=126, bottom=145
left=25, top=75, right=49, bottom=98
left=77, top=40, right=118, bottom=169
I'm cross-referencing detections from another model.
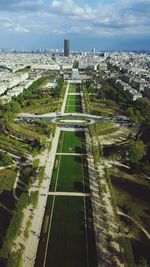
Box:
left=0, top=0, right=150, bottom=50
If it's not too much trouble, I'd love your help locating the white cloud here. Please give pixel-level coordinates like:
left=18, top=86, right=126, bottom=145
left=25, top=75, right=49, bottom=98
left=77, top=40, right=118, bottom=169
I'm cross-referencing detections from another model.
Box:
left=50, top=0, right=150, bottom=37
left=0, top=0, right=150, bottom=39
left=52, top=29, right=65, bottom=34
left=14, top=25, right=30, bottom=33
left=51, top=0, right=95, bottom=19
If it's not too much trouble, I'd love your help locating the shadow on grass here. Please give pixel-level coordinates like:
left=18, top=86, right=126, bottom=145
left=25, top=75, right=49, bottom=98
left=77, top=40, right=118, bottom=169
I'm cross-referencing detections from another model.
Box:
left=111, top=175, right=150, bottom=202
left=130, top=238, right=150, bottom=266
left=74, top=181, right=83, bottom=192
left=0, top=191, right=16, bottom=210
left=75, top=146, right=82, bottom=153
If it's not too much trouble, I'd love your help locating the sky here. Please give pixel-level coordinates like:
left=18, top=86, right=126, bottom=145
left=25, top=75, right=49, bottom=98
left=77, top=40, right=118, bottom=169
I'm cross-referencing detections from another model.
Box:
left=0, top=0, right=150, bottom=51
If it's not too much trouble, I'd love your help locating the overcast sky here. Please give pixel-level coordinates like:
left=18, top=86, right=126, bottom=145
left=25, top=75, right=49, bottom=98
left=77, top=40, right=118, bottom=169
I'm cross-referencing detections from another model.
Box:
left=0, top=0, right=150, bottom=50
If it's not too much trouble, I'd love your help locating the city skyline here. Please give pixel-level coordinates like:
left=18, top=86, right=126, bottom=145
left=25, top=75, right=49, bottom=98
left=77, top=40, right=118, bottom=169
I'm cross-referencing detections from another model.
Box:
left=0, top=0, right=150, bottom=50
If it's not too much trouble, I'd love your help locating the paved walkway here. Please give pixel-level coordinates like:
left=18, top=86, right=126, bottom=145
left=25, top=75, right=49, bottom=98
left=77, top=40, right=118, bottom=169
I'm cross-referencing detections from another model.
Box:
left=21, top=128, right=61, bottom=267
left=0, top=165, right=13, bottom=170
left=18, top=112, right=104, bottom=120
left=13, top=168, right=20, bottom=201
left=67, top=93, right=83, bottom=95
left=48, top=192, right=90, bottom=197
left=61, top=81, right=69, bottom=113
left=56, top=152, right=87, bottom=156
left=59, top=127, right=85, bottom=132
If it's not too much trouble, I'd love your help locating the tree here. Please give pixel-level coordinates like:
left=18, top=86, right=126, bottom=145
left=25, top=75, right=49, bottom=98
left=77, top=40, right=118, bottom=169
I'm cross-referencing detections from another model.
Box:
left=129, top=141, right=146, bottom=165
left=127, top=107, right=139, bottom=124
left=0, top=152, right=12, bottom=166
left=33, top=138, right=41, bottom=151
left=135, top=98, right=150, bottom=124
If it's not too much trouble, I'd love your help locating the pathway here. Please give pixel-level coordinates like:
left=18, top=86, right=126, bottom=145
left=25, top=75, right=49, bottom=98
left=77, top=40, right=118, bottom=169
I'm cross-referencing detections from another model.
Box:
left=23, top=128, right=61, bottom=267
left=48, top=192, right=90, bottom=197
left=56, top=152, right=87, bottom=156
left=13, top=168, right=20, bottom=201
left=61, top=81, right=69, bottom=113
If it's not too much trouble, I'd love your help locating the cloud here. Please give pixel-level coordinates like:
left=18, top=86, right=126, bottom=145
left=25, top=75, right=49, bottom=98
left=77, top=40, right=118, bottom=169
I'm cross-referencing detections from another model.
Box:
left=0, top=0, right=150, bottom=48
left=51, top=0, right=95, bottom=20
left=0, top=16, right=30, bottom=33
left=0, top=0, right=43, bottom=12
left=50, top=0, right=150, bottom=36
left=14, top=25, right=30, bottom=33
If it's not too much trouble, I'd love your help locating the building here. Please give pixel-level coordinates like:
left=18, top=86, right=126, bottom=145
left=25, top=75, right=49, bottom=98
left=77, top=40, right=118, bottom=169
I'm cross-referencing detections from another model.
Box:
left=64, top=39, right=70, bottom=57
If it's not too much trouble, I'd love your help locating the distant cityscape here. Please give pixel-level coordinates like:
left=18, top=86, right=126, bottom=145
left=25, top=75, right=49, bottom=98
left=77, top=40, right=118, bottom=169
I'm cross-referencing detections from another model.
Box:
left=0, top=39, right=150, bottom=103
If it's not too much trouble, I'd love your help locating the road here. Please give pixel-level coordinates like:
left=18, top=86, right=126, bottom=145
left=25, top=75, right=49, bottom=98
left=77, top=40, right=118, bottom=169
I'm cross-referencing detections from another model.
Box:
left=18, top=112, right=130, bottom=126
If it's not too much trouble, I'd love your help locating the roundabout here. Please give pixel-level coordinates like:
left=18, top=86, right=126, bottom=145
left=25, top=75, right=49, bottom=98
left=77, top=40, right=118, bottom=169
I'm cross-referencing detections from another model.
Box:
left=53, top=116, right=92, bottom=126
left=17, top=112, right=129, bottom=127
left=18, top=112, right=110, bottom=126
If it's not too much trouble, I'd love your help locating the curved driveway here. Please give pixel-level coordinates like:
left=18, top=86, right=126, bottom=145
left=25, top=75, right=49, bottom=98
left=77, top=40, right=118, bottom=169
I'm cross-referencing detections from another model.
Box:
left=18, top=112, right=129, bottom=126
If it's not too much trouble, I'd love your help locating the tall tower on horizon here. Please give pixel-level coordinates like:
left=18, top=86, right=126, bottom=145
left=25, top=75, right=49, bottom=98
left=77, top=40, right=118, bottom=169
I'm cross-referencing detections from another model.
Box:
left=64, top=39, right=70, bottom=57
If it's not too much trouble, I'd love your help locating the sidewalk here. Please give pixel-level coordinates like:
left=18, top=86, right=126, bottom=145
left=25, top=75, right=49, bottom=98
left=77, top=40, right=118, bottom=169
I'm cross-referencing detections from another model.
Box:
left=61, top=81, right=69, bottom=113
left=12, top=127, right=61, bottom=267
left=23, top=127, right=61, bottom=267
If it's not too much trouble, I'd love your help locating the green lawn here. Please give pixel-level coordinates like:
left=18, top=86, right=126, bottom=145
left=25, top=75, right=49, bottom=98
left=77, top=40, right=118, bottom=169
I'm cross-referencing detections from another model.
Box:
left=65, top=94, right=82, bottom=113
left=57, top=131, right=86, bottom=153
left=35, top=125, right=97, bottom=267
left=35, top=83, right=98, bottom=267
left=67, top=99, right=81, bottom=105
left=35, top=196, right=97, bottom=267
left=0, top=169, right=17, bottom=191
left=45, top=197, right=87, bottom=267
left=46, top=197, right=87, bottom=267
left=95, top=121, right=118, bottom=136
left=69, top=84, right=80, bottom=93
left=65, top=104, right=82, bottom=113
left=66, top=95, right=82, bottom=106
left=50, top=155, right=84, bottom=192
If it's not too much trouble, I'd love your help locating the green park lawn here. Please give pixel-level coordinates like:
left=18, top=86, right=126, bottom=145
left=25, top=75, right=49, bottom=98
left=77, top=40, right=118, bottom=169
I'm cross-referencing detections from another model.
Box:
left=69, top=84, right=80, bottom=93
left=35, top=115, right=97, bottom=267
left=50, top=130, right=89, bottom=192
left=44, top=196, right=88, bottom=267
left=66, top=95, right=82, bottom=106
left=65, top=94, right=82, bottom=113
left=50, top=155, right=84, bottom=192
left=65, top=104, right=82, bottom=113
left=57, top=131, right=86, bottom=153
left=35, top=196, right=97, bottom=267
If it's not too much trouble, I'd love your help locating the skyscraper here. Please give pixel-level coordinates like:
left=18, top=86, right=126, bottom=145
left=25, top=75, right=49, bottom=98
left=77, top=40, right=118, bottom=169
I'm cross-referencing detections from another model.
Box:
left=64, top=39, right=70, bottom=57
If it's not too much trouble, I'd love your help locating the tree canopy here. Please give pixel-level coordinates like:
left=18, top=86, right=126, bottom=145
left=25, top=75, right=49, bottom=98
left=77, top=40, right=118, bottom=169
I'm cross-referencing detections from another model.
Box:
left=129, top=141, right=146, bottom=165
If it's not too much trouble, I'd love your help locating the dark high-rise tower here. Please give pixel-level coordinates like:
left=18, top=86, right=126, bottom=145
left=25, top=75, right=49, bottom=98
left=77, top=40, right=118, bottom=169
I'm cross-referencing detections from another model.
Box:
left=64, top=39, right=70, bottom=57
